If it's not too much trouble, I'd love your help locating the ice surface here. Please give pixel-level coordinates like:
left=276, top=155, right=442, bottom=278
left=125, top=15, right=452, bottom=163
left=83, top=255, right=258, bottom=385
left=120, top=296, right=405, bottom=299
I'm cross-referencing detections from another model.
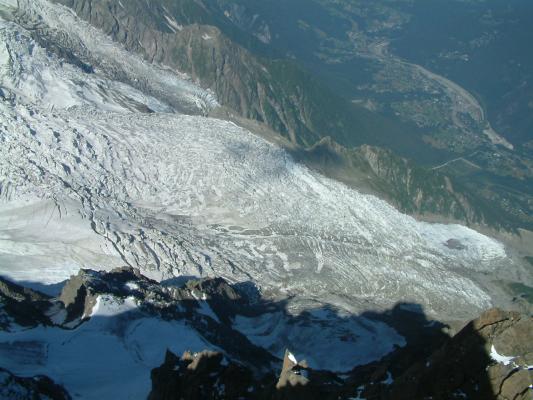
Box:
left=8, top=0, right=218, bottom=114
left=0, top=198, right=125, bottom=284
left=0, top=0, right=511, bottom=322
left=0, top=0, right=17, bottom=8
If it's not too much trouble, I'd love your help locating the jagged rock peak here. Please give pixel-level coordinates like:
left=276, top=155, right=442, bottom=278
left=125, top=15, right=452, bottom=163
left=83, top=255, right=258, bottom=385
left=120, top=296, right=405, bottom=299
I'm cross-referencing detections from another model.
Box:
left=277, top=349, right=310, bottom=389
left=56, top=267, right=252, bottom=323
left=149, top=349, right=259, bottom=400
left=381, top=308, right=533, bottom=400
left=185, top=277, right=243, bottom=302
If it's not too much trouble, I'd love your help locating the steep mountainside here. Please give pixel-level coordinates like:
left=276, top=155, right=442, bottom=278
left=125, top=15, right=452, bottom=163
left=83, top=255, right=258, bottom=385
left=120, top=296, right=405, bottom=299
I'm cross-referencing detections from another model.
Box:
left=51, top=0, right=403, bottom=148
left=47, top=0, right=532, bottom=233
left=181, top=0, right=533, bottom=233
left=294, top=139, right=511, bottom=228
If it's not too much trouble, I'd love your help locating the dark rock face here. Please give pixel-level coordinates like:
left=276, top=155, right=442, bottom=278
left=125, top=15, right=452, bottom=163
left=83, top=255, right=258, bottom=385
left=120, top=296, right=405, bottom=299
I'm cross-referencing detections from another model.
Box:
left=0, top=277, right=53, bottom=329
left=148, top=347, right=347, bottom=400
left=0, top=277, right=51, bottom=303
left=274, top=349, right=344, bottom=400
left=58, top=267, right=152, bottom=322
left=185, top=277, right=245, bottom=324
left=376, top=308, right=533, bottom=400
left=0, top=367, right=71, bottom=400
left=148, top=308, right=533, bottom=400
left=185, top=277, right=242, bottom=303
left=149, top=349, right=262, bottom=400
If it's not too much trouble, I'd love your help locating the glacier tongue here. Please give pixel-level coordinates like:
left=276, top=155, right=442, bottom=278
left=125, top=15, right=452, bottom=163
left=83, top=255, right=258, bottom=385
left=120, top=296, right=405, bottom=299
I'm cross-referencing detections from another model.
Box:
left=0, top=0, right=510, bottom=321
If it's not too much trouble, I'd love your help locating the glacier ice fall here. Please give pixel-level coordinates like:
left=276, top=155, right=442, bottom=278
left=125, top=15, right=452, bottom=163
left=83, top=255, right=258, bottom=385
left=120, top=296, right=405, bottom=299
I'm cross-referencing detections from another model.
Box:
left=0, top=0, right=510, bottom=325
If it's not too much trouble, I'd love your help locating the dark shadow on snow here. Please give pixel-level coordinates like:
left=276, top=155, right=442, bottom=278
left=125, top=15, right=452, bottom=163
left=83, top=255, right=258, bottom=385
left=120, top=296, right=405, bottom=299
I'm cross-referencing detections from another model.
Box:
left=0, top=269, right=502, bottom=399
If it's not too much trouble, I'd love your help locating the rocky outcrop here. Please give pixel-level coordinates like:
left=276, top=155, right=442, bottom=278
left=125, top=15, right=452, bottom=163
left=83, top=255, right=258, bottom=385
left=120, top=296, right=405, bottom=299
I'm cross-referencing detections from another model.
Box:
left=0, top=277, right=50, bottom=303
left=274, top=349, right=344, bottom=400
left=185, top=277, right=242, bottom=303
left=275, top=350, right=311, bottom=398
left=376, top=308, right=533, bottom=400
left=148, top=308, right=532, bottom=400
left=58, top=270, right=99, bottom=322
left=57, top=267, right=254, bottom=324
left=149, top=349, right=263, bottom=400
left=55, top=267, right=277, bottom=368
left=59, top=267, right=157, bottom=322
left=0, top=277, right=53, bottom=329
left=148, top=348, right=345, bottom=400
left=0, top=368, right=71, bottom=400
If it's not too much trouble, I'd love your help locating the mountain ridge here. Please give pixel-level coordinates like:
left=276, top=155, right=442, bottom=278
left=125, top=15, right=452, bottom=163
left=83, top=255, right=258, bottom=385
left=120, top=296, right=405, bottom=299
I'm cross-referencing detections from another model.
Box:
left=1, top=269, right=531, bottom=399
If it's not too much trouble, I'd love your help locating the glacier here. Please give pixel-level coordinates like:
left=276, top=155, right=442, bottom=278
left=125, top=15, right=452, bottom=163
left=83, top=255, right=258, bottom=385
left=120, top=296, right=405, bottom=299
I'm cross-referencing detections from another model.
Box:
left=0, top=0, right=512, bottom=324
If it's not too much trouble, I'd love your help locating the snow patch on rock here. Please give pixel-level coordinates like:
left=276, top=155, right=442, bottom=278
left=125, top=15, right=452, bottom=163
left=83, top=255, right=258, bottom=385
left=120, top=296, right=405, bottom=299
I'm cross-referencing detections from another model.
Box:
left=490, top=344, right=516, bottom=366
